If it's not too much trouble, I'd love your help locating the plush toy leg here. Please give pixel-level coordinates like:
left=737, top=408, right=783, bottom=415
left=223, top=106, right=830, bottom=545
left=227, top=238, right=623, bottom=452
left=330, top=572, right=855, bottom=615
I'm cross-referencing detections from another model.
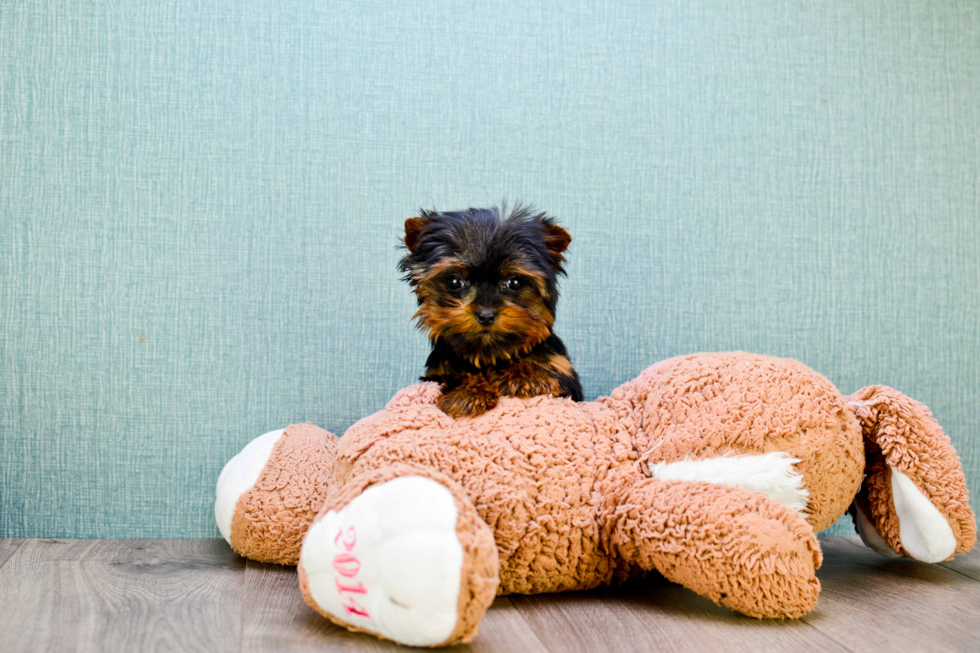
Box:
left=848, top=386, right=976, bottom=563
left=607, top=477, right=822, bottom=619
left=298, top=464, right=499, bottom=648
left=216, top=423, right=338, bottom=565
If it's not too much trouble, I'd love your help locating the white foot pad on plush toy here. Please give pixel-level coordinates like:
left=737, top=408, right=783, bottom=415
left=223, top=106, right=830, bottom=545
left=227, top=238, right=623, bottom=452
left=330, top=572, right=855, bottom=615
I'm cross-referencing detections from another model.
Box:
left=214, top=429, right=285, bottom=544
left=300, top=476, right=464, bottom=647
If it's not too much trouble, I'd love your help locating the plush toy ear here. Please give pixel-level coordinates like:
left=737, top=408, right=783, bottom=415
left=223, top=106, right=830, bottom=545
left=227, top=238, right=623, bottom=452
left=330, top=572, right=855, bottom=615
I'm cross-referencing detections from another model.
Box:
left=404, top=216, right=431, bottom=254
left=543, top=222, right=571, bottom=256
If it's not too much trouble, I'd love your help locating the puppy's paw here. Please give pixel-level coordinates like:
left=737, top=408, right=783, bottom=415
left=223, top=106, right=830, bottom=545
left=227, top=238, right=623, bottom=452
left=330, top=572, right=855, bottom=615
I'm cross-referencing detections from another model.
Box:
left=495, top=363, right=561, bottom=398
left=437, top=386, right=499, bottom=418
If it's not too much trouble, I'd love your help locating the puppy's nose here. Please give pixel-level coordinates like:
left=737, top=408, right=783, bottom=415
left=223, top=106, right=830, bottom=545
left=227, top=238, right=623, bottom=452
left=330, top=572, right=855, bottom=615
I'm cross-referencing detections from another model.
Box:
left=475, top=308, right=496, bottom=326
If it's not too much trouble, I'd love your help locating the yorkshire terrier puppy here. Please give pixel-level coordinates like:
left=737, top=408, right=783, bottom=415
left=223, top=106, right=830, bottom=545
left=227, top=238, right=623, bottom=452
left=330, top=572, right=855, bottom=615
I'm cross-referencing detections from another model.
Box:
left=399, top=205, right=583, bottom=418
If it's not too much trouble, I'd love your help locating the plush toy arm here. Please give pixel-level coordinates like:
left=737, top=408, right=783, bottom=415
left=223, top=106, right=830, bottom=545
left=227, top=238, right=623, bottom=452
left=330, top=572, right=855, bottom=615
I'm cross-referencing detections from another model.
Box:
left=848, top=386, right=976, bottom=563
left=605, top=477, right=821, bottom=619
left=385, top=381, right=443, bottom=410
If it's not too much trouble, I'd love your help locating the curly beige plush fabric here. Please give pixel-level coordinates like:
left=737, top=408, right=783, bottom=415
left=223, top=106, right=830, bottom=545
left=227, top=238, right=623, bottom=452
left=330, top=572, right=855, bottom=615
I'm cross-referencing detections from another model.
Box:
left=216, top=352, right=976, bottom=647
left=228, top=423, right=336, bottom=565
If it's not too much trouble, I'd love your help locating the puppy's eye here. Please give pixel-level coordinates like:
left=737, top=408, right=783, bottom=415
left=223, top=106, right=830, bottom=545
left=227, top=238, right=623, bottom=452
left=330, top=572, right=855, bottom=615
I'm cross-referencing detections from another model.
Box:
left=504, top=277, right=522, bottom=292
left=446, top=275, right=465, bottom=292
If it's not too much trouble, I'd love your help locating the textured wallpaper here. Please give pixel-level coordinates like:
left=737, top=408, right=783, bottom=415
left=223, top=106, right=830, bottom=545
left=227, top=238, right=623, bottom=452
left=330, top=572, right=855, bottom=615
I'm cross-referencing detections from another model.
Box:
left=1, top=0, right=978, bottom=538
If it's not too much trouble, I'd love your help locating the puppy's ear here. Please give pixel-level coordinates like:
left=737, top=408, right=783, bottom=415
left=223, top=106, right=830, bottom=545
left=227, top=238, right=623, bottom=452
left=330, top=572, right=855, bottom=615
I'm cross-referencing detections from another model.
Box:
left=404, top=216, right=431, bottom=254
left=543, top=223, right=571, bottom=256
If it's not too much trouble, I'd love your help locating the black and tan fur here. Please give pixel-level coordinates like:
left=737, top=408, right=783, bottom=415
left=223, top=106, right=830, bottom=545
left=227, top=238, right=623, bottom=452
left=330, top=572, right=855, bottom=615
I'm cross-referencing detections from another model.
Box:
left=399, top=205, right=583, bottom=418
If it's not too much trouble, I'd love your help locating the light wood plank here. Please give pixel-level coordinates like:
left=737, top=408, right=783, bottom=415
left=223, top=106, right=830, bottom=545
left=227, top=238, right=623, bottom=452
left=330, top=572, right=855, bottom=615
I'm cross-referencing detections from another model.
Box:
left=1, top=536, right=977, bottom=652
left=510, top=571, right=843, bottom=653
left=841, top=533, right=980, bottom=582
left=0, top=539, right=243, bottom=653
left=0, top=539, right=24, bottom=570
left=242, top=559, right=393, bottom=653
left=466, top=596, right=550, bottom=653
left=938, top=538, right=980, bottom=582
left=241, top=559, right=548, bottom=653
left=801, top=537, right=980, bottom=652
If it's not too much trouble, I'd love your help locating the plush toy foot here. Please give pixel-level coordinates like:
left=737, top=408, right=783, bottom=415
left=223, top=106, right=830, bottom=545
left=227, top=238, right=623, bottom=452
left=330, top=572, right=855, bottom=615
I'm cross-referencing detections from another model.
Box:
left=215, top=423, right=338, bottom=565
left=298, top=467, right=499, bottom=647
left=848, top=386, right=977, bottom=563
left=608, top=477, right=822, bottom=619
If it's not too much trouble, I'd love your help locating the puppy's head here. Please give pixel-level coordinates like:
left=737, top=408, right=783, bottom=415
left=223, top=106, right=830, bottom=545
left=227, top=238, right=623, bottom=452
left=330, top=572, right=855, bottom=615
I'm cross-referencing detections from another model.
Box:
left=398, top=205, right=571, bottom=366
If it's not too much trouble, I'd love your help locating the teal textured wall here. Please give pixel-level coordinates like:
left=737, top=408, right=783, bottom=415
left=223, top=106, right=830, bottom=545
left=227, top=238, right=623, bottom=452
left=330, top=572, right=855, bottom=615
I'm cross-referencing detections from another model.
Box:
left=2, top=1, right=978, bottom=539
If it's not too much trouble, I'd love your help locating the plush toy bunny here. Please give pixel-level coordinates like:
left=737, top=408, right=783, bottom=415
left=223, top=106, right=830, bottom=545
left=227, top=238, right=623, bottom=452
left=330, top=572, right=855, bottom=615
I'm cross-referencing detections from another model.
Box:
left=215, top=352, right=976, bottom=647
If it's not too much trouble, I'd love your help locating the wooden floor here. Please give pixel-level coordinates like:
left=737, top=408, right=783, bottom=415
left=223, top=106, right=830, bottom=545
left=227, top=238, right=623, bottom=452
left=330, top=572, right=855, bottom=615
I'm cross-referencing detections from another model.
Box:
left=0, top=536, right=977, bottom=652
